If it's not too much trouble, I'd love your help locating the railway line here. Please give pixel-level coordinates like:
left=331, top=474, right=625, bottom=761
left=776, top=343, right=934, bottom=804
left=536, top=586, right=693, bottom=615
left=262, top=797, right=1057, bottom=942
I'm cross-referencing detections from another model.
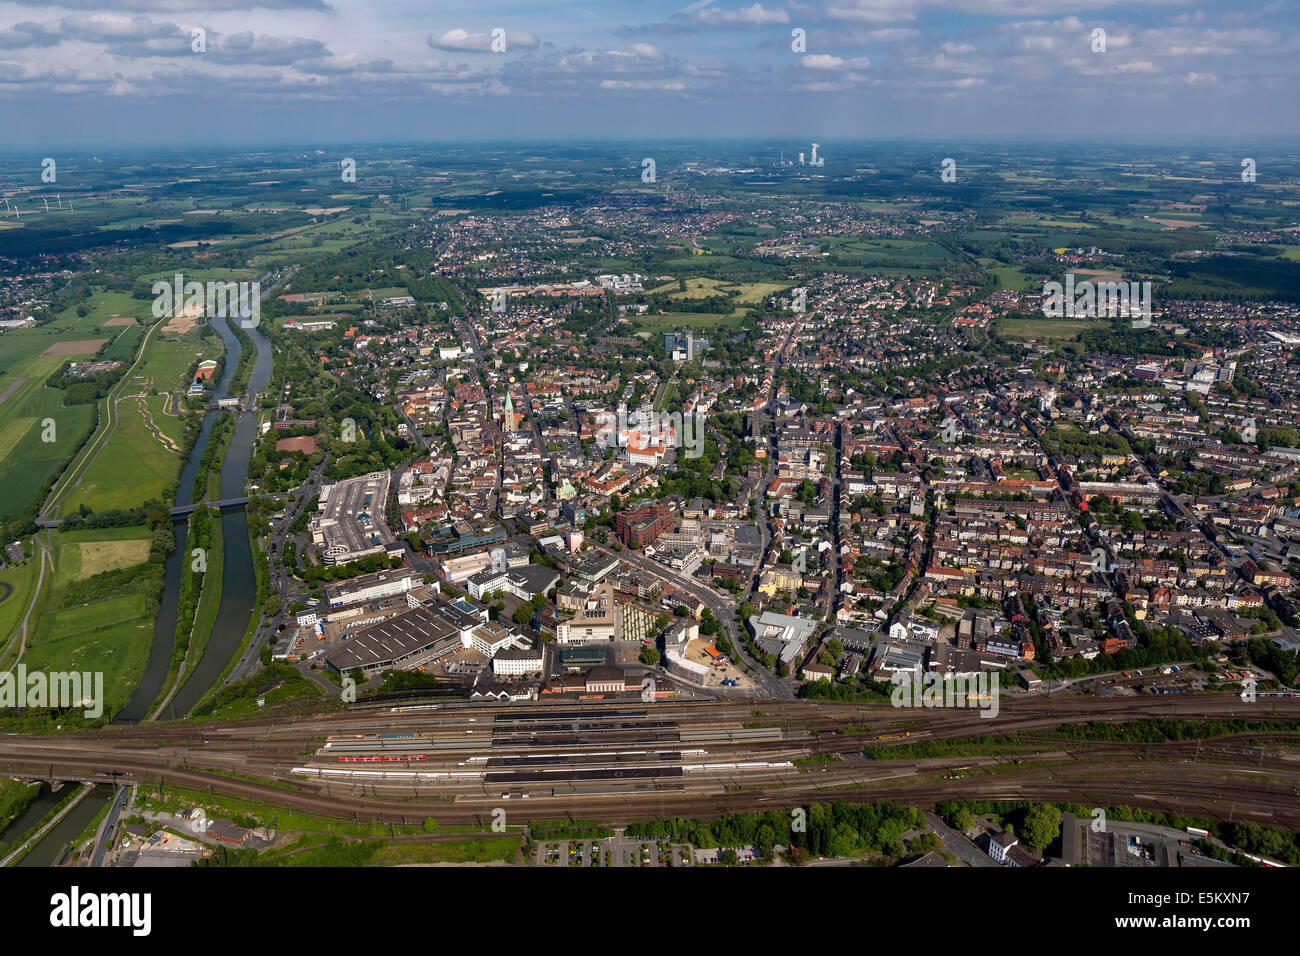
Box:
left=0, top=694, right=1296, bottom=830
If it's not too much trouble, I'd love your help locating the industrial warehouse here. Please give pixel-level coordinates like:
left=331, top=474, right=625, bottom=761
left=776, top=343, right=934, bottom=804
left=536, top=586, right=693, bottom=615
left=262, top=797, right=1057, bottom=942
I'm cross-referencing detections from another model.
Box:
left=323, top=597, right=485, bottom=676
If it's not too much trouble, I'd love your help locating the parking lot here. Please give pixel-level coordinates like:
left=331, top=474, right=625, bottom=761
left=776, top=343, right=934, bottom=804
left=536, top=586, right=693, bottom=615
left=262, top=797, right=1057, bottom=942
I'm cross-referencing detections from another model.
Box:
left=532, top=834, right=692, bottom=868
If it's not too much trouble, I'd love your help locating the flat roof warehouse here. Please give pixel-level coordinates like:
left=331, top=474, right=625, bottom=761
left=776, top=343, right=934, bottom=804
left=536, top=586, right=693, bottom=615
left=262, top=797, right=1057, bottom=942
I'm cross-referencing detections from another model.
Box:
left=324, top=599, right=482, bottom=675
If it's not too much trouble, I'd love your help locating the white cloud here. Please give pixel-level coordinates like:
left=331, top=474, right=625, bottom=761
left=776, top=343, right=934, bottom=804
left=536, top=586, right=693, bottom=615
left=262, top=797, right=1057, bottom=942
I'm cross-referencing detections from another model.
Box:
left=428, top=29, right=540, bottom=54
left=696, top=3, right=790, bottom=26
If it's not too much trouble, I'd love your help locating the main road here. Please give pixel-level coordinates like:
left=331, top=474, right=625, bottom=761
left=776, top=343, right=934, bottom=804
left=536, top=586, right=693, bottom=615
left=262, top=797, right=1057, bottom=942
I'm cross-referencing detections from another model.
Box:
left=594, top=539, right=805, bottom=699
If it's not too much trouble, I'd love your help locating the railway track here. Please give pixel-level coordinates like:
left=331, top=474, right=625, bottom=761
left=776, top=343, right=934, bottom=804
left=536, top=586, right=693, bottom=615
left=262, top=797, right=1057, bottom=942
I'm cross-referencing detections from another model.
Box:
left=0, top=695, right=1295, bottom=829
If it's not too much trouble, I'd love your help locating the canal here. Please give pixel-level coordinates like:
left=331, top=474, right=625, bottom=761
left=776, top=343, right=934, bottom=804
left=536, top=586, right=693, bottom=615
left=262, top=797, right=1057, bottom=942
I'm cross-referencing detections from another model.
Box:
left=115, top=308, right=271, bottom=723
left=14, top=784, right=112, bottom=868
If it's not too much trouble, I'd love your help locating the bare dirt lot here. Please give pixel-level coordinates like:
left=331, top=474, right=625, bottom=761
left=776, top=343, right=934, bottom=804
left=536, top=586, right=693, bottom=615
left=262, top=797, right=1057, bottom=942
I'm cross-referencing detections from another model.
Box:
left=164, top=314, right=198, bottom=335
left=41, top=338, right=107, bottom=356
left=102, top=316, right=138, bottom=327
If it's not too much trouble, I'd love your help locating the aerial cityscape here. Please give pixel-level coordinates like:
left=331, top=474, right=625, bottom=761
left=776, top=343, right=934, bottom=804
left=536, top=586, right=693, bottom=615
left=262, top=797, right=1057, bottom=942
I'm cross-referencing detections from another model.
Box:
left=0, top=0, right=1296, bottom=926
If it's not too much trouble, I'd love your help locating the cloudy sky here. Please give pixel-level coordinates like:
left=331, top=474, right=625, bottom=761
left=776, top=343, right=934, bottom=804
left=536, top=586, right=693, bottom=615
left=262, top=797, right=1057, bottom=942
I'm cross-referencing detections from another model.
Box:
left=0, top=0, right=1295, bottom=148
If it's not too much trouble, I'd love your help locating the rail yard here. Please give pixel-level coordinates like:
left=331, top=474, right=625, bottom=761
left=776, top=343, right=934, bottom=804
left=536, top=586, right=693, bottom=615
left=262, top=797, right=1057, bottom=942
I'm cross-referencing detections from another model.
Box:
left=2, top=694, right=1298, bottom=831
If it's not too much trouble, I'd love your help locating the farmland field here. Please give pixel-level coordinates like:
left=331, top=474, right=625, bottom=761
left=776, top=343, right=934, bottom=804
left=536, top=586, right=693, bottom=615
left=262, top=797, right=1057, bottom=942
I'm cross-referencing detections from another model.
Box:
left=52, top=526, right=153, bottom=587
left=0, top=379, right=95, bottom=521
left=101, top=324, right=143, bottom=361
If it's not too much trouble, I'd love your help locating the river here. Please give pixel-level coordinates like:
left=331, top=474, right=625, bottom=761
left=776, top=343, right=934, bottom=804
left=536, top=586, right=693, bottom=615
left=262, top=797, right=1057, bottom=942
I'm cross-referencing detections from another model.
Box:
left=115, top=310, right=271, bottom=722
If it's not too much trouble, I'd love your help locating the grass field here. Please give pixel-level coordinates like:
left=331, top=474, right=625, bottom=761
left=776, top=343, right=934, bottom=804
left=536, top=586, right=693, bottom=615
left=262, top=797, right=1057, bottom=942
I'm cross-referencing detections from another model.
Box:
left=733, top=281, right=789, bottom=305
left=0, top=288, right=199, bottom=523
left=663, top=255, right=741, bottom=268
left=139, top=268, right=259, bottom=283
left=51, top=527, right=153, bottom=587
left=101, top=324, right=143, bottom=361
left=997, top=316, right=1100, bottom=341
left=147, top=394, right=186, bottom=446
left=46, top=592, right=148, bottom=641
left=15, top=523, right=160, bottom=716
left=990, top=267, right=1042, bottom=292
left=23, top=590, right=154, bottom=715
left=0, top=379, right=95, bottom=521
left=629, top=312, right=749, bottom=334
left=645, top=277, right=789, bottom=311
left=134, top=329, right=214, bottom=393
left=65, top=390, right=182, bottom=512
left=829, top=237, right=950, bottom=261
left=58, top=318, right=217, bottom=514
left=0, top=557, right=39, bottom=650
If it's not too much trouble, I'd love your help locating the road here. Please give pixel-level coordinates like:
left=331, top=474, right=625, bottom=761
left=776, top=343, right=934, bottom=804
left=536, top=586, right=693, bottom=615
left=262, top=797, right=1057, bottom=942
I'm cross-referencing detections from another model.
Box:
left=591, top=540, right=793, bottom=699
left=90, top=785, right=129, bottom=868
left=0, top=530, right=52, bottom=667
left=923, top=809, right=997, bottom=867
left=40, top=304, right=175, bottom=521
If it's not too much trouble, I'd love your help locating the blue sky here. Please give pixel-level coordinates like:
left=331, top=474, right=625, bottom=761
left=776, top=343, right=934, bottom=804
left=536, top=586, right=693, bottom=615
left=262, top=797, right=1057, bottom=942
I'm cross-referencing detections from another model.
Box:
left=0, top=0, right=1296, bottom=147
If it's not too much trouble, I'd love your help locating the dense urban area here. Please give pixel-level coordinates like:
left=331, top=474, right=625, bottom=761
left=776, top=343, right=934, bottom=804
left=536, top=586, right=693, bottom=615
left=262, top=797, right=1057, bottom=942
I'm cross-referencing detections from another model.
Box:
left=0, top=142, right=1298, bottom=873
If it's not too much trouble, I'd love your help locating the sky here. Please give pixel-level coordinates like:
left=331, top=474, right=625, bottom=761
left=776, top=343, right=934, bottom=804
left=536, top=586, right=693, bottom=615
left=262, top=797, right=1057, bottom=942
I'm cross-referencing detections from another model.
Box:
left=0, top=0, right=1296, bottom=148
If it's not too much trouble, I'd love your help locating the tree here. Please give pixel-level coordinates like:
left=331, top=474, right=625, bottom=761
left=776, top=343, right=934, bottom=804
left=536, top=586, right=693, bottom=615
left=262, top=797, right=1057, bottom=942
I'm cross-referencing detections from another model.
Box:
left=639, top=647, right=661, bottom=666
left=1021, top=803, right=1061, bottom=853
left=952, top=808, right=977, bottom=831
left=513, top=604, right=534, bottom=626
